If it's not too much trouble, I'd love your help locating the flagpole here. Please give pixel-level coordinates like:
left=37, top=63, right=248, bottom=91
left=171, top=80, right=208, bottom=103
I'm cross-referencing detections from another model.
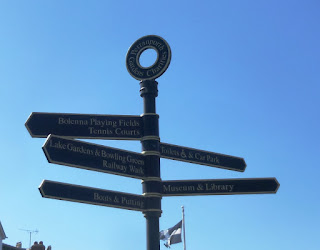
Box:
left=182, top=206, right=186, bottom=250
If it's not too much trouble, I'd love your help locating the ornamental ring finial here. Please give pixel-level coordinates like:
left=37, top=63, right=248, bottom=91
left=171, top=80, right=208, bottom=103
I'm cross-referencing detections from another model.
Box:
left=126, top=35, right=171, bottom=81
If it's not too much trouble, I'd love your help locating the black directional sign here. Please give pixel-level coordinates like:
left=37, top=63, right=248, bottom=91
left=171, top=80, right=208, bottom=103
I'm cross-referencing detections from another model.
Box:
left=162, top=178, right=279, bottom=196
left=43, top=135, right=145, bottom=179
left=25, top=112, right=143, bottom=140
left=159, top=143, right=246, bottom=172
left=39, top=180, right=146, bottom=211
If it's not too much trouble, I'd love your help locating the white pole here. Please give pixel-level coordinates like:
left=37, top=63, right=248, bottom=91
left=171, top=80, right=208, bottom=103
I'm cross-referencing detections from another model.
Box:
left=182, top=206, right=186, bottom=250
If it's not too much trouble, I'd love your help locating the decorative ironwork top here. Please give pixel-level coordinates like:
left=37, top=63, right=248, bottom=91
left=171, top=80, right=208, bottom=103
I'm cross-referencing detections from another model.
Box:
left=126, top=35, right=171, bottom=81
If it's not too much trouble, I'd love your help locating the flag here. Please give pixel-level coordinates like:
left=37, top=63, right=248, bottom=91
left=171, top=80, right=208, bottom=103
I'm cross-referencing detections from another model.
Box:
left=159, top=220, right=182, bottom=248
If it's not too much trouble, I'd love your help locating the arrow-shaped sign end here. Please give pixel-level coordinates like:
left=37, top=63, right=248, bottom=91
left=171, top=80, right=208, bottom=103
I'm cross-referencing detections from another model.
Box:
left=273, top=177, right=280, bottom=193
left=238, top=158, right=247, bottom=172
left=38, top=180, right=47, bottom=198
left=25, top=112, right=36, bottom=138
left=42, top=134, right=54, bottom=164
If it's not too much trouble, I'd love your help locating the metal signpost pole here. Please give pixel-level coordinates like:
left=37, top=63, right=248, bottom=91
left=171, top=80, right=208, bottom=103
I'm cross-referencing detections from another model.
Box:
left=140, top=80, right=161, bottom=250
left=126, top=35, right=172, bottom=250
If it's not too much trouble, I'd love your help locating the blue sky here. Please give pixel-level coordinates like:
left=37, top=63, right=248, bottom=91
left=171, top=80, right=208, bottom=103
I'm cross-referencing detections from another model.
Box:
left=0, top=1, right=319, bottom=249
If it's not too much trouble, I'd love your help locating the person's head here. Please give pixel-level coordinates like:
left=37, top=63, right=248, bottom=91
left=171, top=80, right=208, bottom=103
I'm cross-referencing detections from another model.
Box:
left=39, top=241, right=43, bottom=245
left=34, top=241, right=38, bottom=245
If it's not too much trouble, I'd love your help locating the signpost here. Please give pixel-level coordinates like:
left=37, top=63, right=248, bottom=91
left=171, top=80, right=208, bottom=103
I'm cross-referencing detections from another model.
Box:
left=26, top=35, right=280, bottom=250
left=43, top=135, right=146, bottom=179
left=25, top=112, right=143, bottom=140
left=160, top=142, right=246, bottom=172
